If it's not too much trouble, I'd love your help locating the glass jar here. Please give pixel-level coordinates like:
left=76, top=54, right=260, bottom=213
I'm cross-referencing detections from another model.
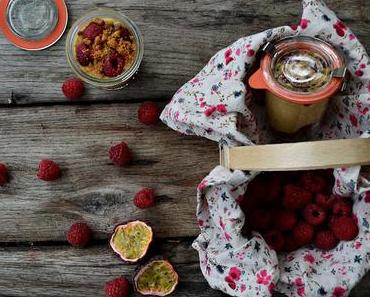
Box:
left=65, top=8, right=144, bottom=90
left=249, top=36, right=346, bottom=134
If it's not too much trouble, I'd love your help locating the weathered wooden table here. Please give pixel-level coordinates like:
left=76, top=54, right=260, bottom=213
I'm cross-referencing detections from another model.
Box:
left=0, top=0, right=369, bottom=296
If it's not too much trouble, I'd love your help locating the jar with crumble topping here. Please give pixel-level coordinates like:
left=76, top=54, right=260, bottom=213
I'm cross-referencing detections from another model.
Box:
left=249, top=36, right=346, bottom=134
left=65, top=8, right=143, bottom=90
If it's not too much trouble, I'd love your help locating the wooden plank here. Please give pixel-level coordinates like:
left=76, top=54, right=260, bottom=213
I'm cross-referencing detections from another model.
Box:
left=0, top=0, right=368, bottom=105
left=0, top=103, right=219, bottom=242
left=0, top=240, right=368, bottom=297
left=0, top=241, right=222, bottom=297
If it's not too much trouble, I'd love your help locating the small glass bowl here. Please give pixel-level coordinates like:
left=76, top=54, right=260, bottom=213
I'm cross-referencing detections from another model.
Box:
left=65, top=8, right=144, bottom=90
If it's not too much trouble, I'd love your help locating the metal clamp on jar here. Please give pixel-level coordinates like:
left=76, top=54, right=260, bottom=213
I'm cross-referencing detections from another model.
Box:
left=248, top=36, right=346, bottom=134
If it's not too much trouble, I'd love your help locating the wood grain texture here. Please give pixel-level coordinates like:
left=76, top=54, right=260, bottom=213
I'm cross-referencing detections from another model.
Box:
left=0, top=0, right=368, bottom=105
left=0, top=103, right=218, bottom=242
left=0, top=240, right=368, bottom=297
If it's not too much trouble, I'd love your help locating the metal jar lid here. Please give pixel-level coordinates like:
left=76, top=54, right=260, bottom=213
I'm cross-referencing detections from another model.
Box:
left=0, top=0, right=68, bottom=50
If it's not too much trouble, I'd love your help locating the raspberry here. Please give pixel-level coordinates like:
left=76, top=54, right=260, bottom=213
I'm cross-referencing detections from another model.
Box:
left=67, top=222, right=92, bottom=248
left=0, top=163, right=7, bottom=175
left=250, top=208, right=273, bottom=231
left=303, top=204, right=326, bottom=226
left=109, top=142, right=131, bottom=167
left=134, top=188, right=155, bottom=209
left=246, top=174, right=272, bottom=205
left=37, top=159, right=61, bottom=181
left=274, top=210, right=297, bottom=231
left=119, top=27, right=131, bottom=40
left=315, top=193, right=335, bottom=210
left=293, top=222, right=314, bottom=246
left=262, top=174, right=282, bottom=203
left=283, top=234, right=299, bottom=252
left=300, top=172, right=328, bottom=194
left=314, top=230, right=338, bottom=250
left=105, top=276, right=130, bottom=297
left=239, top=194, right=258, bottom=216
left=0, top=163, right=8, bottom=186
left=283, top=184, right=313, bottom=210
left=76, top=43, right=92, bottom=66
left=331, top=216, right=359, bottom=241
left=332, top=201, right=352, bottom=217
left=103, top=52, right=125, bottom=77
left=83, top=21, right=104, bottom=40
left=264, top=230, right=285, bottom=252
left=0, top=174, right=7, bottom=187
left=62, top=78, right=85, bottom=100
left=138, top=102, right=161, bottom=125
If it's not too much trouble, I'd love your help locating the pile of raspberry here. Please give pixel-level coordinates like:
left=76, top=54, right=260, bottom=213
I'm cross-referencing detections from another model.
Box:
left=239, top=170, right=359, bottom=252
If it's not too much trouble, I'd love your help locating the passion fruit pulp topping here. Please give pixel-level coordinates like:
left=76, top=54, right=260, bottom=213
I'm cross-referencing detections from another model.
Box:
left=110, top=221, right=153, bottom=263
left=135, top=259, right=178, bottom=296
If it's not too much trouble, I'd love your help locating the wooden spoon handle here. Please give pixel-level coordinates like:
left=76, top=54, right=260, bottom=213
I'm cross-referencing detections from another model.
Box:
left=220, top=138, right=370, bottom=171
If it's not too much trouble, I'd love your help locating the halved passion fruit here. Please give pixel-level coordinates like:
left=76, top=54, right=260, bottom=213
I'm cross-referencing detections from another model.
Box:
left=134, top=257, right=179, bottom=296
left=110, top=220, right=153, bottom=263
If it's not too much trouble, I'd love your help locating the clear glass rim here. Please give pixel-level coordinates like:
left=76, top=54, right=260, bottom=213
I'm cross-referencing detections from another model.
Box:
left=65, top=8, right=144, bottom=88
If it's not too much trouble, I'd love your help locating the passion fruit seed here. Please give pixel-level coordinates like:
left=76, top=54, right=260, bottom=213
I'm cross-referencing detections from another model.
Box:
left=110, top=221, right=153, bottom=263
left=134, top=258, right=179, bottom=296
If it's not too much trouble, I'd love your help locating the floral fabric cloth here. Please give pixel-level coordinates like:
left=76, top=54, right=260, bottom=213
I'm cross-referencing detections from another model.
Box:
left=193, top=165, right=370, bottom=297
left=160, top=0, right=370, bottom=296
left=160, top=0, right=369, bottom=146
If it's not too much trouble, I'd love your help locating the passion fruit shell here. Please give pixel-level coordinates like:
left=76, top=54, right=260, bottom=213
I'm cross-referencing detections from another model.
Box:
left=110, top=220, right=153, bottom=264
left=133, top=256, right=179, bottom=296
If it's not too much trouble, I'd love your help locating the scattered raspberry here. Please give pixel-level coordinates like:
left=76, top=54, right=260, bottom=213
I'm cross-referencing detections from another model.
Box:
left=274, top=210, right=297, bottom=231
left=0, top=174, right=7, bottom=187
left=67, top=222, right=92, bottom=248
left=109, top=142, right=131, bottom=167
left=331, top=217, right=359, bottom=241
left=37, top=159, right=61, bottom=181
left=0, top=163, right=7, bottom=175
left=315, top=193, right=335, bottom=210
left=300, top=172, right=328, bottom=194
left=264, top=230, right=285, bottom=252
left=283, top=184, right=313, bottom=210
left=303, top=204, right=326, bottom=226
left=83, top=21, right=104, bottom=40
left=332, top=201, right=352, bottom=217
left=62, top=78, right=85, bottom=100
left=293, top=222, right=314, bottom=246
left=105, top=276, right=130, bottom=297
left=0, top=163, right=8, bottom=186
left=250, top=208, right=273, bottom=231
left=134, top=188, right=155, bottom=209
left=314, top=230, right=338, bottom=250
left=76, top=43, right=92, bottom=66
left=138, top=101, right=161, bottom=125
left=103, top=52, right=125, bottom=77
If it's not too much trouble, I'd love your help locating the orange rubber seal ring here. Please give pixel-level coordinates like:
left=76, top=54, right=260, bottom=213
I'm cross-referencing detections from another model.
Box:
left=0, top=0, right=68, bottom=51
left=249, top=39, right=345, bottom=105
